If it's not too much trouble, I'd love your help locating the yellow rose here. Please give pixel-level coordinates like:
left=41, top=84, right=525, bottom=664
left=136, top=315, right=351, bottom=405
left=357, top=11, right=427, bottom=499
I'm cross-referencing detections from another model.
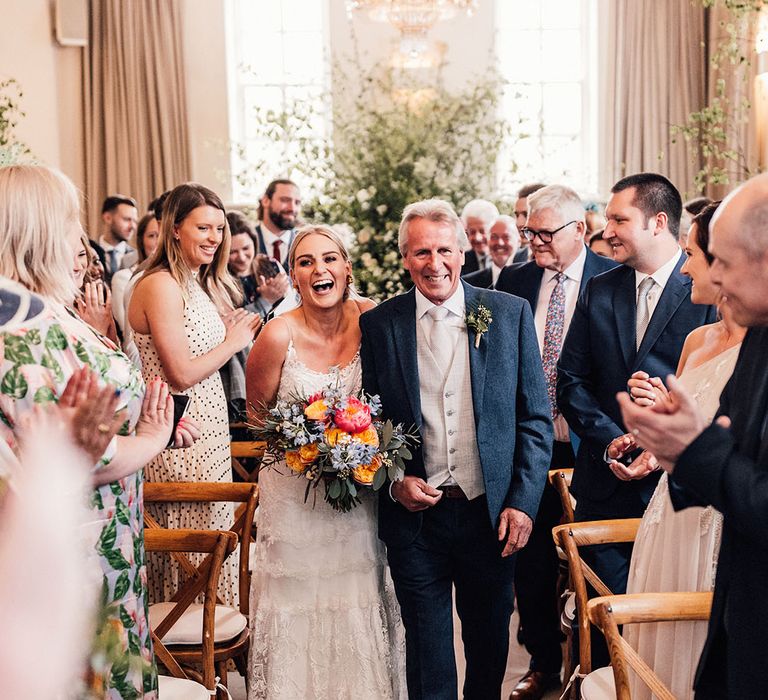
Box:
left=304, top=399, right=328, bottom=421
left=352, top=454, right=383, bottom=485
left=354, top=426, right=379, bottom=448
left=285, top=450, right=305, bottom=473
left=324, top=427, right=348, bottom=446
left=299, top=443, right=320, bottom=464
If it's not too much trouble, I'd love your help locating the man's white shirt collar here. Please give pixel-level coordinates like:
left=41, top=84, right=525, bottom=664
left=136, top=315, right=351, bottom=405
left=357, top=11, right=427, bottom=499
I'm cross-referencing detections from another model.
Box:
left=541, top=245, right=587, bottom=286
left=634, top=249, right=681, bottom=291
left=415, top=283, right=466, bottom=321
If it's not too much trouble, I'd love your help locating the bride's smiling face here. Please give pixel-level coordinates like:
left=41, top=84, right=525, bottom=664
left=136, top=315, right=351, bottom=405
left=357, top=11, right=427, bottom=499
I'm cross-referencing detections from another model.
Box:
left=291, top=232, right=351, bottom=308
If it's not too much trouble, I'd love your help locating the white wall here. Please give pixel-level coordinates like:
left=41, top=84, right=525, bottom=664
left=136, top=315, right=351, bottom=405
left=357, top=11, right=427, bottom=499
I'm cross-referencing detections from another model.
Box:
left=0, top=0, right=85, bottom=188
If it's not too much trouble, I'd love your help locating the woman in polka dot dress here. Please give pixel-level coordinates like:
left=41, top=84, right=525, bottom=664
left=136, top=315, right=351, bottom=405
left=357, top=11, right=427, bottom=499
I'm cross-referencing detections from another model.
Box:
left=128, top=183, right=261, bottom=606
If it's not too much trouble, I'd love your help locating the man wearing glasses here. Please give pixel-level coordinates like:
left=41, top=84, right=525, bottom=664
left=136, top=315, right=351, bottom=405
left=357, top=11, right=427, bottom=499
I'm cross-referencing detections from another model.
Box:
left=556, top=173, right=716, bottom=668
left=496, top=185, right=616, bottom=699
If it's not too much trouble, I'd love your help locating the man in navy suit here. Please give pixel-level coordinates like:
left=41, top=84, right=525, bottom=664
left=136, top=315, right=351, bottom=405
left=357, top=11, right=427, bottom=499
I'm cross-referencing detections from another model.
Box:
left=360, top=198, right=553, bottom=699
left=557, top=173, right=716, bottom=665
left=464, top=215, right=521, bottom=289
left=254, top=178, right=300, bottom=270
left=459, top=198, right=499, bottom=276
left=496, top=185, right=617, bottom=699
left=617, top=173, right=768, bottom=699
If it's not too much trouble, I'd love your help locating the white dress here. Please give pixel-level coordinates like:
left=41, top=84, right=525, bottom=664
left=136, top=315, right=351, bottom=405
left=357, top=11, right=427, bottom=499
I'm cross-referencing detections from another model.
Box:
left=247, top=341, right=406, bottom=699
left=624, top=343, right=741, bottom=700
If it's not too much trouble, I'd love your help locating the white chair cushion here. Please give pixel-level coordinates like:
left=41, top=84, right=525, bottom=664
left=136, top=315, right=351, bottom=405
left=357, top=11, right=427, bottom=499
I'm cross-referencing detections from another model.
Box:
left=150, top=602, right=247, bottom=645
left=580, top=666, right=615, bottom=700
left=158, top=675, right=212, bottom=699
left=249, top=541, right=257, bottom=571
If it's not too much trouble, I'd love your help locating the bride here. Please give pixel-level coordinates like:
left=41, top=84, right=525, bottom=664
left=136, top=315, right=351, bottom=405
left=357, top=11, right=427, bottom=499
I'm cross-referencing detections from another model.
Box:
left=244, top=224, right=406, bottom=699
left=607, top=201, right=745, bottom=699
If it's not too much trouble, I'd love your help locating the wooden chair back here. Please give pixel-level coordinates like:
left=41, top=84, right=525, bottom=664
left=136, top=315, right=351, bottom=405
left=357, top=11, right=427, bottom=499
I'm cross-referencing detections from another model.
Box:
left=548, top=468, right=575, bottom=523
left=144, top=528, right=237, bottom=691
left=552, top=518, right=641, bottom=675
left=587, top=591, right=714, bottom=700
left=230, top=439, right=265, bottom=483
left=143, top=482, right=259, bottom=617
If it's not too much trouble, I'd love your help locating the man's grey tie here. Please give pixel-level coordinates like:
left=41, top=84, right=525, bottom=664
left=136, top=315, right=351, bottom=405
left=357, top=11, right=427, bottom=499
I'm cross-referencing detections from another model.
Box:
left=427, top=305, right=453, bottom=374
left=636, top=277, right=656, bottom=350
left=107, top=248, right=119, bottom=276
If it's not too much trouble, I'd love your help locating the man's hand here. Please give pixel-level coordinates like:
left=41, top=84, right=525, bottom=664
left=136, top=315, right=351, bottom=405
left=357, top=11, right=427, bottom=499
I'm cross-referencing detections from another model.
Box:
left=608, top=449, right=659, bottom=481
left=607, top=433, right=637, bottom=460
left=498, top=507, right=533, bottom=557
left=391, top=476, right=442, bottom=512
left=257, top=273, right=289, bottom=306
left=617, top=374, right=708, bottom=471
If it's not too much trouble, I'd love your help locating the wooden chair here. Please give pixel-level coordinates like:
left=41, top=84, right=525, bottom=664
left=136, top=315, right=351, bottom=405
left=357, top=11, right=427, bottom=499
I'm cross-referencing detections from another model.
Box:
left=585, top=592, right=714, bottom=700
left=552, top=518, right=642, bottom=696
left=144, top=528, right=238, bottom=697
left=230, top=439, right=265, bottom=483
left=548, top=468, right=576, bottom=524
left=143, top=482, right=259, bottom=689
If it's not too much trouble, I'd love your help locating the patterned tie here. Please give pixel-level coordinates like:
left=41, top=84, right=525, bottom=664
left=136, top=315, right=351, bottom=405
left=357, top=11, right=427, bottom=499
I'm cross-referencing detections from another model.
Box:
left=636, top=277, right=656, bottom=350
left=272, top=239, right=282, bottom=264
left=542, top=273, right=566, bottom=418
left=427, top=305, right=453, bottom=375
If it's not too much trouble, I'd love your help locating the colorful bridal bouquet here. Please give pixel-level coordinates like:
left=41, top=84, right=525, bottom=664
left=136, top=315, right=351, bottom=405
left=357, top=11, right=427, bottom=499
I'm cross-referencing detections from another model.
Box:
left=250, top=388, right=419, bottom=512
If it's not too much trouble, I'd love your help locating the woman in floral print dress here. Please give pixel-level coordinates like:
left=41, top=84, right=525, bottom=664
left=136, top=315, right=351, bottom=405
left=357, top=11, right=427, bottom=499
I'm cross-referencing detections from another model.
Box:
left=0, top=164, right=195, bottom=699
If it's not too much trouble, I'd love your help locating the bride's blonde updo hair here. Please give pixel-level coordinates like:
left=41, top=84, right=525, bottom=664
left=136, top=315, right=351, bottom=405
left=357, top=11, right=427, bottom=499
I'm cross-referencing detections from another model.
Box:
left=288, top=224, right=358, bottom=302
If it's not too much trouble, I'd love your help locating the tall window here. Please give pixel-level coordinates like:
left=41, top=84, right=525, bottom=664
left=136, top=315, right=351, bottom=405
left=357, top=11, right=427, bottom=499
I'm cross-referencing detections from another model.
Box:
left=496, top=0, right=598, bottom=199
left=226, top=0, right=330, bottom=202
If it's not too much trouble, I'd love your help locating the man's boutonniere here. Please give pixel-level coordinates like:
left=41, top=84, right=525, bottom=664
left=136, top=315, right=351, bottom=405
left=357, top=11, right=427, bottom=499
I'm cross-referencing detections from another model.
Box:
left=466, top=303, right=493, bottom=348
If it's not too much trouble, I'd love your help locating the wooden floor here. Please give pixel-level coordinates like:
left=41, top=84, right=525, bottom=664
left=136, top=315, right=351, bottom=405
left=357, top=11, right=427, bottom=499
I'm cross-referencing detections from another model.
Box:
left=227, top=607, right=562, bottom=699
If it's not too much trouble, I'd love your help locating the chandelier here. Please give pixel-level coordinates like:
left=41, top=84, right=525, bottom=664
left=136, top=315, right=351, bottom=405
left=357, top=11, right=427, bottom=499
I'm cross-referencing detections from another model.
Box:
left=346, top=1, right=478, bottom=57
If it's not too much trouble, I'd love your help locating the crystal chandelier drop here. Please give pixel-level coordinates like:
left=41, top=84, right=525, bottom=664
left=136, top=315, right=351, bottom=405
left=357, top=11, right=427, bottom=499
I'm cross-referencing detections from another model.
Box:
left=346, top=0, right=478, bottom=56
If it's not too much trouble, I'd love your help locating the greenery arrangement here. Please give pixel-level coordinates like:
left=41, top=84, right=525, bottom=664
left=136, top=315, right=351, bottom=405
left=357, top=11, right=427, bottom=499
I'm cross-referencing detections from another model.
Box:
left=670, top=0, right=767, bottom=191
left=234, top=63, right=522, bottom=300
left=0, top=77, right=32, bottom=166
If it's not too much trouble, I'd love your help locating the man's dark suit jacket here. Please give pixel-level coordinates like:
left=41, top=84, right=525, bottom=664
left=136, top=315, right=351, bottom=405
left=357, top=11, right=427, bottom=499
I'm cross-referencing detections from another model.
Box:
left=557, top=253, right=716, bottom=506
left=359, top=281, right=553, bottom=548
left=495, top=246, right=616, bottom=310
left=460, top=249, right=484, bottom=277
left=463, top=267, right=494, bottom=289
left=254, top=223, right=294, bottom=271
left=670, top=326, right=768, bottom=699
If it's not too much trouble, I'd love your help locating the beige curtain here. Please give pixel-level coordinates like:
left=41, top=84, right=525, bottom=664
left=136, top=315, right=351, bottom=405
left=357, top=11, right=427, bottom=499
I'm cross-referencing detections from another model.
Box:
left=84, top=0, right=191, bottom=237
left=598, top=0, right=707, bottom=197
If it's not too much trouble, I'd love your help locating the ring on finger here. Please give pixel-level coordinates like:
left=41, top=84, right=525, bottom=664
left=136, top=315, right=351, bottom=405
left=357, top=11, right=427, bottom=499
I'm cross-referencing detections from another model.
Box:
left=631, top=428, right=640, bottom=437
left=97, top=423, right=110, bottom=434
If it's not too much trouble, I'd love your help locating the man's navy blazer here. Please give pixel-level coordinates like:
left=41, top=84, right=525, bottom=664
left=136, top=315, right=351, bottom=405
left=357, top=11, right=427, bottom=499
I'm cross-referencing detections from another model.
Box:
left=557, top=253, right=716, bottom=503
left=359, top=281, right=553, bottom=548
left=495, top=246, right=617, bottom=309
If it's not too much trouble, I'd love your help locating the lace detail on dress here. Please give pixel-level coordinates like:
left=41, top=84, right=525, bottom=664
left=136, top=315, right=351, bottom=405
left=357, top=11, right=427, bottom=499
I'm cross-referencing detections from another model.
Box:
left=247, top=342, right=406, bottom=699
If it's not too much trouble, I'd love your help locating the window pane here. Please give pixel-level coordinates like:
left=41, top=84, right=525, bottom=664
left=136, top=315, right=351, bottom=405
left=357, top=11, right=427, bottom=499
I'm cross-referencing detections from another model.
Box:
left=282, top=0, right=324, bottom=32
left=497, top=1, right=540, bottom=29
left=541, top=0, right=581, bottom=29
left=498, top=30, right=541, bottom=82
left=282, top=32, right=325, bottom=84
left=541, top=29, right=581, bottom=81
left=243, top=86, right=284, bottom=140
left=542, top=83, right=581, bottom=134
left=504, top=84, right=542, bottom=137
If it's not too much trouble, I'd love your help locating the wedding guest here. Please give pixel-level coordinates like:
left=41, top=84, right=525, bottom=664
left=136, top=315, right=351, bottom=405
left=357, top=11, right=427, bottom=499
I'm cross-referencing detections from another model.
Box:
left=680, top=196, right=712, bottom=248
left=606, top=201, right=744, bottom=700
left=557, top=173, right=715, bottom=667
left=617, top=173, right=768, bottom=699
left=111, top=212, right=161, bottom=337
left=0, top=163, right=197, bottom=698
left=244, top=224, right=405, bottom=698
left=361, top=198, right=553, bottom=699
left=254, top=178, right=301, bottom=270
left=459, top=198, right=499, bottom=275
left=514, top=183, right=546, bottom=262
left=464, top=215, right=520, bottom=289
left=97, top=194, right=138, bottom=281
left=495, top=184, right=616, bottom=699
left=588, top=229, right=613, bottom=258
left=128, top=182, right=261, bottom=607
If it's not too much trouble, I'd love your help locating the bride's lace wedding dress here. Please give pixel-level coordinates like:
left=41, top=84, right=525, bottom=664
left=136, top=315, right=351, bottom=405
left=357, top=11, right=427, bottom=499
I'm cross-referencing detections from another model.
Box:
left=247, top=341, right=406, bottom=699
left=624, top=342, right=741, bottom=700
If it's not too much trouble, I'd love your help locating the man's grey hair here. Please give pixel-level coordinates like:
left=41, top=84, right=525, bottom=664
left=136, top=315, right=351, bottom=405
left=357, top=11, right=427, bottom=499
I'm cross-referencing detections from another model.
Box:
left=735, top=197, right=768, bottom=258
left=528, top=185, right=586, bottom=223
left=493, top=214, right=518, bottom=231
left=460, top=198, right=500, bottom=228
left=398, top=199, right=469, bottom=255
